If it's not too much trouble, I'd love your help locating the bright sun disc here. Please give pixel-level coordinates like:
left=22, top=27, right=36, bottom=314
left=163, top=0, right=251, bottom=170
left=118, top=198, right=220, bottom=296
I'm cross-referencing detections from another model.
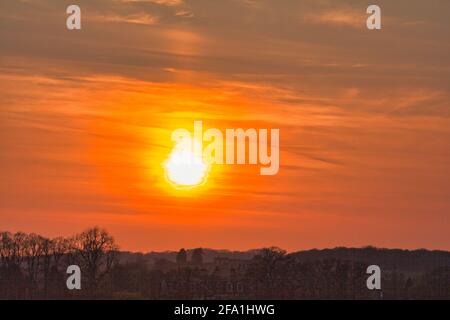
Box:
left=164, top=137, right=208, bottom=187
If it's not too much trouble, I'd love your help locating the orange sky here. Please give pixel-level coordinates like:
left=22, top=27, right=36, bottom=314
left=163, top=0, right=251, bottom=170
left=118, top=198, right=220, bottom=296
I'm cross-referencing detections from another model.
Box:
left=0, top=0, right=449, bottom=252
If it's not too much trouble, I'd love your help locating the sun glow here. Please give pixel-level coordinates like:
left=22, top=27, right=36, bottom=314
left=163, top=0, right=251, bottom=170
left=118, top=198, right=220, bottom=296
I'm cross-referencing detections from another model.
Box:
left=164, top=137, right=209, bottom=187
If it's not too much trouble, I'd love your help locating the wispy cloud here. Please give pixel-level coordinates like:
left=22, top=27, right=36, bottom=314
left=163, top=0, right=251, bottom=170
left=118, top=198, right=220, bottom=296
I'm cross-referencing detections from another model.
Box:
left=119, top=0, right=183, bottom=5
left=304, top=8, right=364, bottom=28
left=90, top=13, right=158, bottom=25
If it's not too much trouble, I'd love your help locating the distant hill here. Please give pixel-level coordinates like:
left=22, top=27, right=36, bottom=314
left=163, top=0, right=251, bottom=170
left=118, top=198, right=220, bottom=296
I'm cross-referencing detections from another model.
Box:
left=288, top=247, right=450, bottom=274
left=116, top=247, right=450, bottom=274
left=117, top=248, right=261, bottom=265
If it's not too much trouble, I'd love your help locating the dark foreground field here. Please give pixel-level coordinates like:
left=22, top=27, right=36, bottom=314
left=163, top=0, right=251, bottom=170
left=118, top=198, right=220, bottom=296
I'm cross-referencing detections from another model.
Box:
left=1, top=228, right=449, bottom=299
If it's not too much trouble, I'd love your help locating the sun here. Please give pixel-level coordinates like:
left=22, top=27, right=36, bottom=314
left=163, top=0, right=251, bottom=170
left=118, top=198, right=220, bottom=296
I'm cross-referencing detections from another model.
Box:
left=164, top=137, right=209, bottom=188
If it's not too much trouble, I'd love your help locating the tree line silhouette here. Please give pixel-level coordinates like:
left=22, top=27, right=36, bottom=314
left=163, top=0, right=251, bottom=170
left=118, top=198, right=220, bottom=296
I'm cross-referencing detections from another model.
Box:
left=0, top=228, right=448, bottom=299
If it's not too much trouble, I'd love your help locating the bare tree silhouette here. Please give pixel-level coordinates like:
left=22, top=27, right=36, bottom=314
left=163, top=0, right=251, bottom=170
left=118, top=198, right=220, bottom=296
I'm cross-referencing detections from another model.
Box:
left=72, top=227, right=118, bottom=296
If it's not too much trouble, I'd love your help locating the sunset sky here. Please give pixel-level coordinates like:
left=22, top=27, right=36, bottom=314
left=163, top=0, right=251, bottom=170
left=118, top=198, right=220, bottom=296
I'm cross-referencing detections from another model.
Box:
left=1, top=0, right=449, bottom=252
